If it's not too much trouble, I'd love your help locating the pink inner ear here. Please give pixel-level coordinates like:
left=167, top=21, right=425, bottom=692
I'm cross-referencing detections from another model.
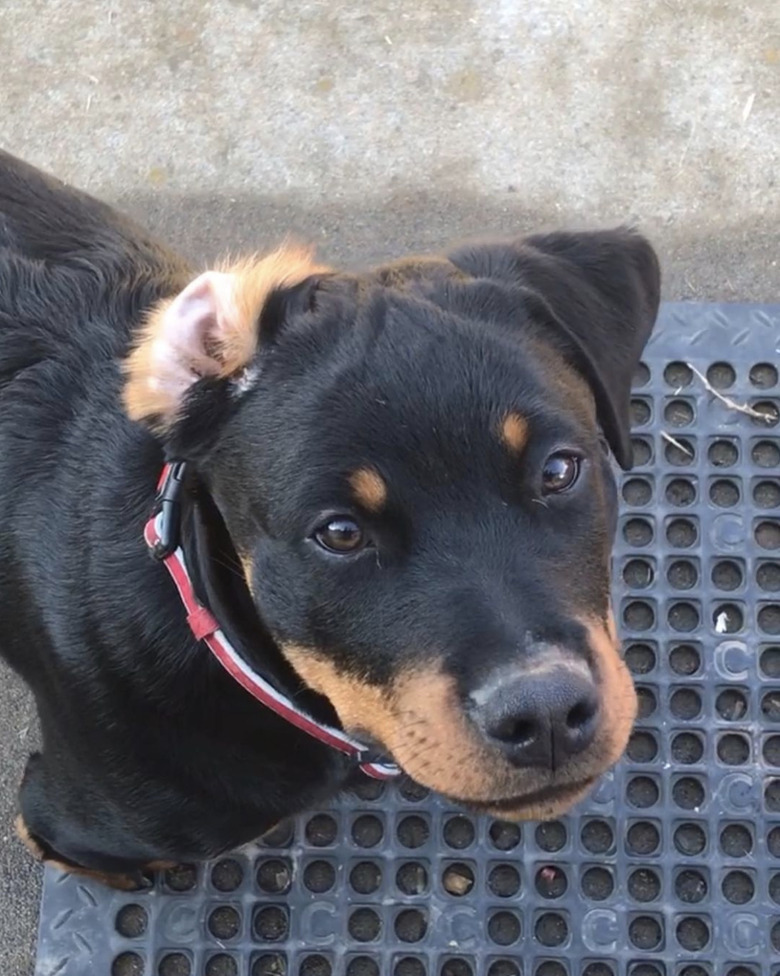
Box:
left=151, top=271, right=237, bottom=402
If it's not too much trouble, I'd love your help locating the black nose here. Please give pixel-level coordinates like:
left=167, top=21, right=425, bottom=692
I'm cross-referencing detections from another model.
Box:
left=472, top=666, right=600, bottom=769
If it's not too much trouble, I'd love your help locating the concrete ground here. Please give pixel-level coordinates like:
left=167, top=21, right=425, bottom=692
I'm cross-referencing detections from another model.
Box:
left=0, top=1, right=778, bottom=972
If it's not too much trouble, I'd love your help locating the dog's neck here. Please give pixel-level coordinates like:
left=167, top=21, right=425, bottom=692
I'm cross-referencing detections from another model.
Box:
left=175, top=474, right=338, bottom=725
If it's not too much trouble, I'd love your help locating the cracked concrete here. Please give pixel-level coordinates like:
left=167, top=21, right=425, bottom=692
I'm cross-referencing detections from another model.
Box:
left=0, top=0, right=778, bottom=971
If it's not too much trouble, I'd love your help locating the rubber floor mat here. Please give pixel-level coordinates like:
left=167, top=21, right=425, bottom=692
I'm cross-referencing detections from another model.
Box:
left=34, top=303, right=780, bottom=976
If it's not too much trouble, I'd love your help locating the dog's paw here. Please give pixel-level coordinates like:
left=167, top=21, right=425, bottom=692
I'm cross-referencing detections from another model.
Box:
left=15, top=815, right=159, bottom=891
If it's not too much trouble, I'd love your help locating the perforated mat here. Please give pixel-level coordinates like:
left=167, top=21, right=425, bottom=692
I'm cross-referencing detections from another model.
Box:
left=35, top=303, right=780, bottom=976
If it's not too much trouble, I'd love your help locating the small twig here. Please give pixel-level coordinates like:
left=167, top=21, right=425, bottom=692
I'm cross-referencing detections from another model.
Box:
left=661, top=431, right=694, bottom=457
left=742, top=92, right=756, bottom=124
left=687, top=363, right=775, bottom=422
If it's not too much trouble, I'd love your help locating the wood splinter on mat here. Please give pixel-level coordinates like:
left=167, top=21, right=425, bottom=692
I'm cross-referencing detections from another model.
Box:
left=687, top=363, right=776, bottom=422
left=660, top=431, right=694, bottom=457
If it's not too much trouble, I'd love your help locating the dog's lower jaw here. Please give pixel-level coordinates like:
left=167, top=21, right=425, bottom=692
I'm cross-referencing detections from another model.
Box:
left=454, top=774, right=600, bottom=822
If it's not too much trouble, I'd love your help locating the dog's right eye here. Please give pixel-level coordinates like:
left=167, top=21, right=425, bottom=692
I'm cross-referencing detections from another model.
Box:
left=313, top=516, right=367, bottom=554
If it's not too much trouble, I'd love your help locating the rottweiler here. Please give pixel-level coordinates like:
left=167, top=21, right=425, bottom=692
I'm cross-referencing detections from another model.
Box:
left=0, top=151, right=660, bottom=889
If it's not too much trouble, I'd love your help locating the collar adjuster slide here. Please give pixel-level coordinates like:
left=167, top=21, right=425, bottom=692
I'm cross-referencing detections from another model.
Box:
left=150, top=460, right=187, bottom=560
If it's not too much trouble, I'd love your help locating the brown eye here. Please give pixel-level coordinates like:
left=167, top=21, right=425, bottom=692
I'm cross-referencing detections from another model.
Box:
left=314, top=517, right=366, bottom=554
left=542, top=453, right=581, bottom=494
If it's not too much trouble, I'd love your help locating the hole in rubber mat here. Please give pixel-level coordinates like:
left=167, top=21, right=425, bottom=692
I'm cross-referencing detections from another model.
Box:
left=398, top=779, right=430, bottom=803
left=664, top=398, right=695, bottom=427
left=671, top=731, right=703, bottom=764
left=668, top=643, right=701, bottom=675
left=394, top=959, right=425, bottom=976
left=581, top=965, right=614, bottom=976
left=580, top=865, right=613, bottom=900
left=211, top=859, right=243, bottom=892
left=351, top=814, right=384, bottom=848
left=112, top=954, right=145, bottom=976
left=675, top=915, right=710, bottom=950
left=580, top=819, right=614, bottom=854
left=253, top=906, right=289, bottom=942
left=535, top=820, right=566, bottom=852
left=628, top=914, right=663, bottom=950
left=664, top=361, right=692, bottom=387
left=298, top=956, right=332, bottom=976
left=630, top=397, right=652, bottom=426
left=535, top=864, right=568, bottom=898
left=536, top=964, right=567, bottom=976
left=533, top=911, right=566, bottom=947
left=665, top=435, right=696, bottom=466
left=631, top=436, right=653, bottom=466
left=626, top=820, right=660, bottom=856
left=205, top=956, right=239, bottom=976
left=627, top=729, right=658, bottom=763
left=666, top=516, right=697, bottom=548
left=625, top=642, right=656, bottom=674
left=722, top=869, right=755, bottom=904
left=252, top=954, right=287, bottom=976
left=754, top=478, right=780, bottom=507
left=305, top=814, right=338, bottom=847
left=489, top=962, right=521, bottom=976
left=257, top=858, right=293, bottom=894
left=628, top=867, right=661, bottom=902
left=623, top=557, right=654, bottom=587
left=488, top=862, right=521, bottom=897
left=398, top=861, right=429, bottom=895
left=397, top=814, right=430, bottom=848
left=440, top=960, right=474, bottom=976
left=351, top=779, right=386, bottom=802
left=346, top=958, right=380, bottom=976
left=116, top=904, right=148, bottom=938
left=750, top=362, right=778, bottom=388
left=442, top=815, right=475, bottom=849
left=350, top=861, right=381, bottom=894
left=622, top=477, right=653, bottom=506
left=303, top=859, right=336, bottom=893
left=158, top=954, right=192, bottom=976
left=707, top=362, right=736, bottom=389
left=489, top=820, right=521, bottom=850
left=164, top=865, right=198, bottom=892
left=208, top=906, right=241, bottom=941
left=394, top=908, right=428, bottom=942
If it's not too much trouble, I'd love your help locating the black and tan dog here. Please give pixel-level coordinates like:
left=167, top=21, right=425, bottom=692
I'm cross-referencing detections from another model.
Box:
left=0, top=151, right=659, bottom=889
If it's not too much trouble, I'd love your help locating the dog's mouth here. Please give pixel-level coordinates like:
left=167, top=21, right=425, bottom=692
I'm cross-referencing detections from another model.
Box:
left=450, top=774, right=600, bottom=820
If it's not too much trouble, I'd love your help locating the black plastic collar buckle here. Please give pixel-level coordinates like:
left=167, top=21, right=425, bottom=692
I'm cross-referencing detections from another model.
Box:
left=150, top=461, right=188, bottom=561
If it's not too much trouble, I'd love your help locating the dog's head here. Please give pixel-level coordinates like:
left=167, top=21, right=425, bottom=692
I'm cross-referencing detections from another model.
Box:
left=124, top=228, right=660, bottom=819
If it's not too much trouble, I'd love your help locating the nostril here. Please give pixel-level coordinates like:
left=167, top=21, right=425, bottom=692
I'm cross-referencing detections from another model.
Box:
left=566, top=696, right=599, bottom=732
left=491, top=715, right=538, bottom=747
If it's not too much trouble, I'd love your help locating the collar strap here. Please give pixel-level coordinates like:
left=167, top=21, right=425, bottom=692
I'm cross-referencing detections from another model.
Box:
left=144, top=463, right=399, bottom=781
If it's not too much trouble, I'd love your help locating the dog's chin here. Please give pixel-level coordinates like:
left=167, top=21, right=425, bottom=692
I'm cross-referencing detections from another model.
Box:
left=450, top=775, right=600, bottom=822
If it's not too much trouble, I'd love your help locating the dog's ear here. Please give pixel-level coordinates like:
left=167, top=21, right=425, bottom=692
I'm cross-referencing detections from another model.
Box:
left=123, top=245, right=326, bottom=435
left=448, top=228, right=661, bottom=469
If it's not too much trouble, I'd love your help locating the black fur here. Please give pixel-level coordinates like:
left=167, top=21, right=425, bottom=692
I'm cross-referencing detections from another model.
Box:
left=0, top=151, right=660, bottom=879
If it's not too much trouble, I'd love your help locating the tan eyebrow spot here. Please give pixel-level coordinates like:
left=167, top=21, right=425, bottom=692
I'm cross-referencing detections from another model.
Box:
left=500, top=412, right=529, bottom=453
left=349, top=467, right=387, bottom=512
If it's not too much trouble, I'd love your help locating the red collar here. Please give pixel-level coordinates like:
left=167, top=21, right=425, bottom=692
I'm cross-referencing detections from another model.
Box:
left=144, top=462, right=399, bottom=781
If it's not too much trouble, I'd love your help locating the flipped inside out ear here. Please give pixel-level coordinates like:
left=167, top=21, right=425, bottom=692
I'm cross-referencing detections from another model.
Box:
left=122, top=244, right=326, bottom=433
left=448, top=228, right=661, bottom=469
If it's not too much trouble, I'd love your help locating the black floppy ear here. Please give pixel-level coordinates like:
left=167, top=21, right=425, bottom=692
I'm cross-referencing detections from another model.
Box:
left=448, top=227, right=661, bottom=469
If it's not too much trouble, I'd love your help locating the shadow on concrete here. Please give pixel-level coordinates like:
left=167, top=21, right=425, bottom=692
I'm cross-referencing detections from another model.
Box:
left=118, top=188, right=779, bottom=302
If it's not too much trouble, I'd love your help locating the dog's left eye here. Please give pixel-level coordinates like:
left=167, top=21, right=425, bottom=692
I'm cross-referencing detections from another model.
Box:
left=313, top=516, right=367, bottom=554
left=541, top=452, right=581, bottom=494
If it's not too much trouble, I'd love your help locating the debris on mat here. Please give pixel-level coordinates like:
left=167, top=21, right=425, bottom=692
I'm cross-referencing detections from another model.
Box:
left=35, top=304, right=780, bottom=976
